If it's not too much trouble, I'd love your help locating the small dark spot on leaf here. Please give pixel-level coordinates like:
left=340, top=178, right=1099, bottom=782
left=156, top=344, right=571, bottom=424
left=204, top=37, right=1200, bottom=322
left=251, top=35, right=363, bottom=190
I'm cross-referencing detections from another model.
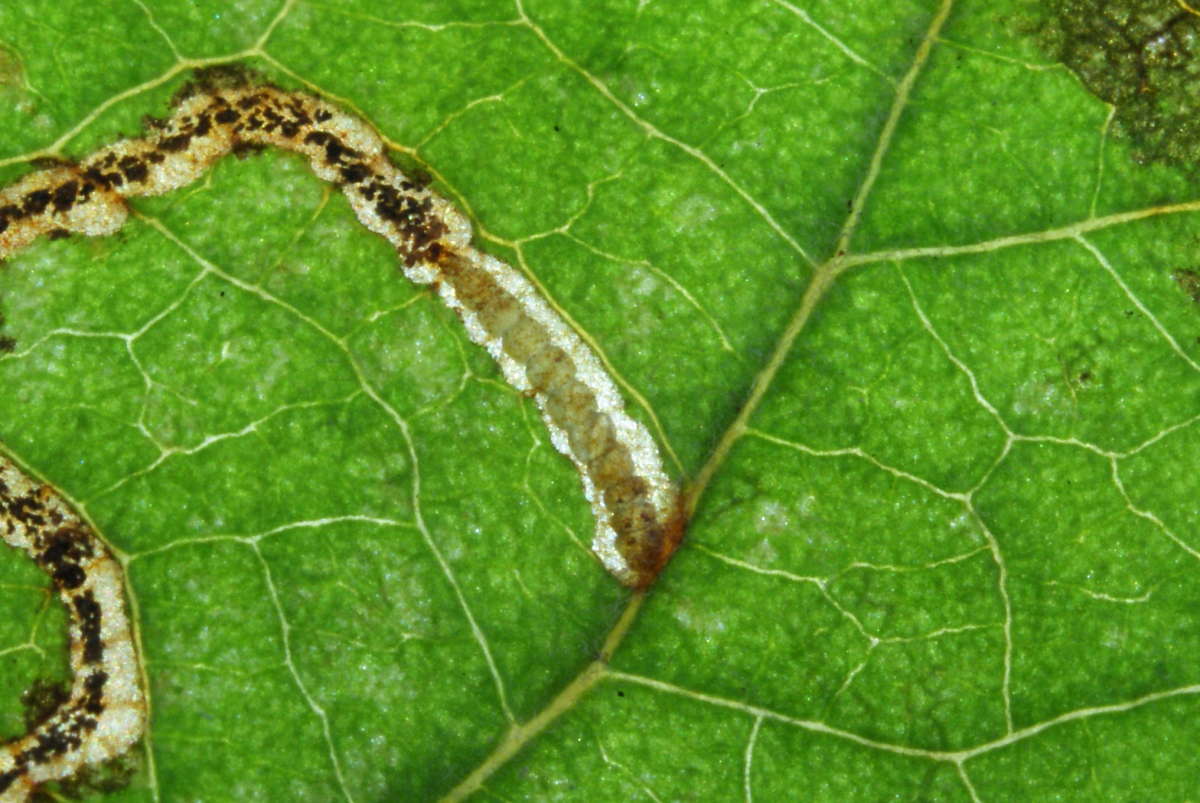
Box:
left=231, top=141, right=266, bottom=160
left=0, top=311, right=13, bottom=353
left=408, top=167, right=433, bottom=189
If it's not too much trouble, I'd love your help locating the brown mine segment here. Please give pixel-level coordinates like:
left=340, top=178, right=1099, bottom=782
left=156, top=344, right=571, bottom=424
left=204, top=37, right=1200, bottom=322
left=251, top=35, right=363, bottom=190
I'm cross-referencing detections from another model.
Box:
left=608, top=477, right=682, bottom=581
left=441, top=249, right=610, bottom=468
left=500, top=316, right=545, bottom=365
left=580, top=408, right=617, bottom=463
left=609, top=480, right=672, bottom=577
left=524, top=345, right=574, bottom=397
left=587, top=436, right=665, bottom=558
left=546, top=380, right=605, bottom=462
left=476, top=289, right=524, bottom=338
left=628, top=506, right=687, bottom=589
left=438, top=252, right=590, bottom=431
left=438, top=251, right=525, bottom=338
left=438, top=254, right=601, bottom=458
left=435, top=243, right=671, bottom=580
left=587, top=436, right=634, bottom=491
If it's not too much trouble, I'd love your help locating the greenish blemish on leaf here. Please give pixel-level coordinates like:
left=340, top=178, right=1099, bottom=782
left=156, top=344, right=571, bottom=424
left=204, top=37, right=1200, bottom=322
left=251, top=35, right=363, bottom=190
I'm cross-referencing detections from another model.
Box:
left=1039, top=0, right=1200, bottom=169
left=0, top=44, right=34, bottom=130
left=0, top=46, right=22, bottom=88
left=1172, top=267, right=1200, bottom=304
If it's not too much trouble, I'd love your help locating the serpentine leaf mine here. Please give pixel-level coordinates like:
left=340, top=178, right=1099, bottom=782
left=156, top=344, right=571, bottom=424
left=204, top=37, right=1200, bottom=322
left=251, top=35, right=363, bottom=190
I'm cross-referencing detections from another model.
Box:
left=0, top=458, right=145, bottom=801
left=0, top=64, right=684, bottom=795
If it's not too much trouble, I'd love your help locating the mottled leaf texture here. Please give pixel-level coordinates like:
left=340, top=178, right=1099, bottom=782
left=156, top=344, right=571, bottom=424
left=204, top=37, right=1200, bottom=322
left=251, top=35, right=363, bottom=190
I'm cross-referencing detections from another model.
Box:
left=0, top=1, right=1198, bottom=801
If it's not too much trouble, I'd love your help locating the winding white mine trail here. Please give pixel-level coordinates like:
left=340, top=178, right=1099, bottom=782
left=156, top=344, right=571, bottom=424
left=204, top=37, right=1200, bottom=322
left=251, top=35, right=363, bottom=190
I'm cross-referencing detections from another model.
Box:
left=0, top=67, right=684, bottom=797
left=0, top=459, right=144, bottom=800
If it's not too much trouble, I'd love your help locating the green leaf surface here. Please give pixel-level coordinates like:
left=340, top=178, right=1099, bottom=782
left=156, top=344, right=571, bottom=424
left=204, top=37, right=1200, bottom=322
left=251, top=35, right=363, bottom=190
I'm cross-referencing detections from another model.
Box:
left=1, top=0, right=1198, bottom=800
